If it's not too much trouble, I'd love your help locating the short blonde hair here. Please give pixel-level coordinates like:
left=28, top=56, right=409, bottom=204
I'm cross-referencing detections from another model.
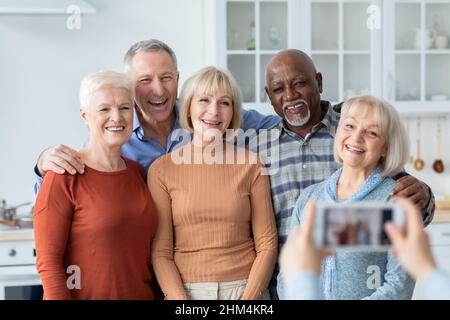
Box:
left=79, top=70, right=133, bottom=108
left=334, top=95, right=409, bottom=177
left=179, top=66, right=242, bottom=132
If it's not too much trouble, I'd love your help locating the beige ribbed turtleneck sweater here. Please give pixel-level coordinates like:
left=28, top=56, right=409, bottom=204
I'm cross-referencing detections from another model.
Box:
left=148, top=142, right=278, bottom=300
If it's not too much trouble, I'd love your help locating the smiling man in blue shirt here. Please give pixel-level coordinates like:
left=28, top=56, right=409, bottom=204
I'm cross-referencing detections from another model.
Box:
left=34, top=39, right=279, bottom=192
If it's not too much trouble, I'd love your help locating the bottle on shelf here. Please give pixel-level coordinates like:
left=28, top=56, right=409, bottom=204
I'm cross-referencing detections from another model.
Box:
left=246, top=20, right=256, bottom=50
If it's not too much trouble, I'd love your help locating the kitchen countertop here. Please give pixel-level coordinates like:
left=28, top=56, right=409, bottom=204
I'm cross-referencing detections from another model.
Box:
left=0, top=210, right=448, bottom=241
left=433, top=210, right=450, bottom=224
left=0, top=228, right=34, bottom=241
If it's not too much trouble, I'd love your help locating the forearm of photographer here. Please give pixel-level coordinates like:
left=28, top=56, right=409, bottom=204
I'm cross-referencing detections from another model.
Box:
left=34, top=145, right=85, bottom=195
left=279, top=202, right=332, bottom=300
left=392, top=173, right=435, bottom=226
left=385, top=199, right=450, bottom=300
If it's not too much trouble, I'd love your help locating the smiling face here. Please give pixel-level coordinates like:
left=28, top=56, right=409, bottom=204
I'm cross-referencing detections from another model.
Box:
left=128, top=51, right=179, bottom=124
left=265, top=50, right=323, bottom=132
left=189, top=91, right=234, bottom=144
left=335, top=104, right=387, bottom=173
left=81, top=86, right=134, bottom=149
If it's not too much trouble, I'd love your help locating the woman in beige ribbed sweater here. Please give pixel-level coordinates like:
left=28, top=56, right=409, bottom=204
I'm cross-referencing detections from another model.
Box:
left=148, top=66, right=278, bottom=300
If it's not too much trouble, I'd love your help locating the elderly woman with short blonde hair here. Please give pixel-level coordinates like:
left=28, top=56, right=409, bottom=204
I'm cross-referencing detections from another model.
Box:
left=278, top=95, right=415, bottom=300
left=34, top=71, right=158, bottom=300
left=149, top=66, right=277, bottom=300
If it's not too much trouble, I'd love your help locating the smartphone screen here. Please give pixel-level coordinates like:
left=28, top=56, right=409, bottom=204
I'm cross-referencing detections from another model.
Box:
left=322, top=206, right=394, bottom=247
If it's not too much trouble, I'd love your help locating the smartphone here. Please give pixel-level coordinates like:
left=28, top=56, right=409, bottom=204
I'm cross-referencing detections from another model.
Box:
left=314, top=202, right=405, bottom=251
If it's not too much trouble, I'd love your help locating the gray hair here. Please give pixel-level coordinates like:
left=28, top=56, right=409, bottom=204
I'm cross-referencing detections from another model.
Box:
left=79, top=70, right=133, bottom=108
left=334, top=95, right=409, bottom=177
left=123, top=39, right=178, bottom=74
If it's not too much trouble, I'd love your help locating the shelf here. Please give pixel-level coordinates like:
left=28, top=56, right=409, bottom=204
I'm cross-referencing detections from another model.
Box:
left=394, top=101, right=450, bottom=115
left=259, top=50, right=283, bottom=55
left=342, top=51, right=371, bottom=55
left=394, top=50, right=450, bottom=55
left=226, top=50, right=280, bottom=55
left=0, top=0, right=96, bottom=14
left=395, top=50, right=422, bottom=54
left=425, top=50, right=450, bottom=54
left=310, top=50, right=340, bottom=55
left=226, top=50, right=258, bottom=55
left=311, top=50, right=371, bottom=55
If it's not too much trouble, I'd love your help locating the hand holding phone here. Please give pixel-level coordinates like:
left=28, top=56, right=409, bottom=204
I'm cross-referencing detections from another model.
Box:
left=280, top=202, right=333, bottom=282
left=314, top=202, right=405, bottom=251
left=385, top=198, right=437, bottom=280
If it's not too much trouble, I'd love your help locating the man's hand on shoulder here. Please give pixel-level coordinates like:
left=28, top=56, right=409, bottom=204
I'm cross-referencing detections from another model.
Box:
left=37, top=144, right=85, bottom=177
left=391, top=175, right=429, bottom=209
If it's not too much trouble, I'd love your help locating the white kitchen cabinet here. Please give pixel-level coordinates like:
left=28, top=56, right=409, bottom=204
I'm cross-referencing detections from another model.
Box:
left=307, top=0, right=382, bottom=104
left=384, top=0, right=450, bottom=114
left=216, top=0, right=450, bottom=115
left=0, top=233, right=41, bottom=300
left=412, top=222, right=450, bottom=299
left=216, top=0, right=288, bottom=114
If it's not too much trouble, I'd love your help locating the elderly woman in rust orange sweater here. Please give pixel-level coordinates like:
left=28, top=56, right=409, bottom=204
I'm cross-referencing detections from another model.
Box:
left=34, top=71, right=158, bottom=299
left=148, top=66, right=278, bottom=300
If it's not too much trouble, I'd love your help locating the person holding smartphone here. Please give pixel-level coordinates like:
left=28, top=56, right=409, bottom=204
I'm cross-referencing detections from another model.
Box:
left=278, top=95, right=415, bottom=300
left=385, top=200, right=450, bottom=300
left=280, top=199, right=450, bottom=300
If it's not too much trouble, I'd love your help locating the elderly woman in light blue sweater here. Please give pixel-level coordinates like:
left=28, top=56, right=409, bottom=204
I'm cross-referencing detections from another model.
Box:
left=278, top=95, right=415, bottom=300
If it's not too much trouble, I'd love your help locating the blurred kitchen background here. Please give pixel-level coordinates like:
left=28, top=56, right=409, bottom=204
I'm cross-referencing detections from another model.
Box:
left=0, top=0, right=449, bottom=299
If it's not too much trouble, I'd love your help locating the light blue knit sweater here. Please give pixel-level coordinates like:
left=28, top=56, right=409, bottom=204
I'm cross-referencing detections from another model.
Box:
left=278, top=167, right=415, bottom=300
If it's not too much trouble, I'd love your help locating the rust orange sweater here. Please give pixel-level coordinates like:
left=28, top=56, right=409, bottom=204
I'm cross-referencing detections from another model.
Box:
left=34, top=158, right=157, bottom=300
left=148, top=143, right=278, bottom=300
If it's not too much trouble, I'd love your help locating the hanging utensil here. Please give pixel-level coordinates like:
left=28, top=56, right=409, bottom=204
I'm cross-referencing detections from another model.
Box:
left=407, top=118, right=414, bottom=165
left=413, top=119, right=425, bottom=171
left=432, top=119, right=445, bottom=173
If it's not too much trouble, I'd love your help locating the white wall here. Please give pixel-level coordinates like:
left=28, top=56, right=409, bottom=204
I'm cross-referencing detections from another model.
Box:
left=0, top=0, right=211, bottom=209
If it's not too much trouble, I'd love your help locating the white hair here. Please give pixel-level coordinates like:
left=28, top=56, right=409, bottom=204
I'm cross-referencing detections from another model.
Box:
left=334, top=95, right=409, bottom=177
left=79, top=70, right=133, bottom=108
